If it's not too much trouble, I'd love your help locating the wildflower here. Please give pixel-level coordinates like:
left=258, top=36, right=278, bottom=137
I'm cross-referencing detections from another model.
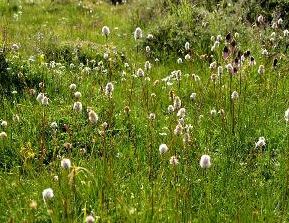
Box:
left=11, top=43, right=19, bottom=51
left=226, top=63, right=233, bottom=74
left=185, top=41, right=190, bottom=50
left=147, top=34, right=154, bottom=40
left=200, top=155, right=211, bottom=169
left=134, top=27, right=142, bottom=40
left=36, top=93, right=44, bottom=102
left=183, top=133, right=190, bottom=144
left=177, top=108, right=186, bottom=118
left=177, top=58, right=183, bottom=64
left=284, top=30, right=289, bottom=37
left=174, top=123, right=183, bottom=136
left=88, top=110, right=98, bottom=124
left=210, top=109, right=217, bottom=117
left=124, top=105, right=131, bottom=114
left=102, top=26, right=110, bottom=37
left=261, top=49, right=268, bottom=56
left=256, top=137, right=266, bottom=148
left=149, top=113, right=156, bottom=121
left=73, top=102, right=82, bottom=112
left=250, top=57, right=256, bottom=66
left=173, top=96, right=181, bottom=109
left=102, top=122, right=108, bottom=129
left=29, top=201, right=38, bottom=209
left=257, top=15, right=264, bottom=23
left=0, top=132, right=7, bottom=139
left=168, top=105, right=174, bottom=113
left=217, top=66, right=223, bottom=76
left=1, top=121, right=7, bottom=127
left=285, top=108, right=289, bottom=123
left=42, top=188, right=54, bottom=201
left=216, top=34, right=222, bottom=41
left=61, top=158, right=71, bottom=169
left=258, top=65, right=265, bottom=75
left=185, top=54, right=191, bottom=61
left=50, top=122, right=58, bottom=129
left=69, top=83, right=76, bottom=90
left=105, top=82, right=114, bottom=96
left=42, top=96, right=49, bottom=106
left=13, top=114, right=20, bottom=122
left=234, top=32, right=239, bottom=38
left=211, top=74, right=218, bottom=81
left=231, top=91, right=239, bottom=100
left=86, top=215, right=95, bottom=223
left=74, top=91, right=81, bottom=99
left=136, top=68, right=144, bottom=77
left=272, top=22, right=278, bottom=29
left=218, top=109, right=225, bottom=117
left=209, top=61, right=217, bottom=69
left=190, top=93, right=197, bottom=101
left=159, top=144, right=168, bottom=154
left=225, top=32, right=232, bottom=43
left=169, top=156, right=179, bottom=165
left=145, top=61, right=151, bottom=70
left=278, top=18, right=283, bottom=25
left=223, top=46, right=229, bottom=59
left=145, top=46, right=150, bottom=53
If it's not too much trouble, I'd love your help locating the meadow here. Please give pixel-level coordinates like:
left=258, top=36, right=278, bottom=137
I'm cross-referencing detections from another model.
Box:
left=0, top=0, right=289, bottom=222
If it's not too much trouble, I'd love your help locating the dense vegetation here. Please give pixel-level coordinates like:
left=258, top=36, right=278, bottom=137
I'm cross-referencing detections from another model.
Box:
left=0, top=0, right=289, bottom=222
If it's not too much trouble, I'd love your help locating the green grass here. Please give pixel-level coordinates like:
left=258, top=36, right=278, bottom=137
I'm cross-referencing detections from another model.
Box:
left=0, top=0, right=289, bottom=222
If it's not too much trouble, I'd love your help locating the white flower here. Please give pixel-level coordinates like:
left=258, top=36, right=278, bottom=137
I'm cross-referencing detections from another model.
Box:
left=200, top=155, right=211, bottom=169
left=261, top=49, right=268, bottom=56
left=177, top=108, right=186, bottom=118
left=169, top=156, right=179, bottom=165
left=42, top=96, right=49, bottom=106
left=185, top=41, right=190, bottom=50
left=231, top=91, right=239, bottom=100
left=190, top=93, right=197, bottom=101
left=73, top=102, right=82, bottom=112
left=102, top=26, right=110, bottom=36
left=173, top=96, right=181, bottom=109
left=159, top=144, right=168, bottom=154
left=1, top=121, right=7, bottom=127
left=50, top=122, right=58, bottom=129
left=136, top=68, right=144, bottom=77
left=174, top=123, right=183, bottom=136
left=217, top=66, right=223, bottom=76
left=185, top=54, right=191, bottom=61
left=134, top=27, right=142, bottom=40
left=145, top=46, right=150, bottom=53
left=89, top=110, right=98, bottom=124
left=36, top=93, right=44, bottom=102
left=257, top=15, right=264, bottom=23
left=147, top=34, right=154, bottom=40
left=272, top=22, right=278, bottom=29
left=278, top=18, right=283, bottom=25
left=258, top=65, right=265, bottom=75
left=105, top=82, right=114, bottom=96
left=69, top=83, right=76, bottom=90
left=285, top=108, right=289, bottom=122
left=284, top=30, right=289, bottom=37
left=74, top=91, right=81, bottom=99
left=177, top=58, right=183, bottom=64
left=86, top=215, right=95, bottom=223
left=11, top=43, right=19, bottom=51
left=42, top=188, right=54, bottom=201
left=210, top=109, right=217, bottom=117
left=256, top=137, right=266, bottom=148
left=149, top=113, right=156, bottom=120
left=168, top=105, right=174, bottom=113
left=0, top=132, right=7, bottom=139
left=145, top=61, right=151, bottom=70
left=61, top=158, right=71, bottom=169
